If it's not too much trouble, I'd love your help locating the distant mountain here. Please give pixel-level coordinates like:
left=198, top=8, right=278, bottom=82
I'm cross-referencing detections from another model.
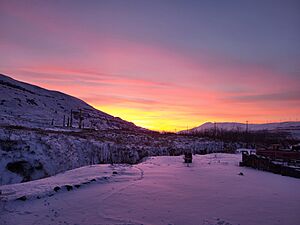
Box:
left=181, top=121, right=300, bottom=139
left=0, top=74, right=141, bottom=131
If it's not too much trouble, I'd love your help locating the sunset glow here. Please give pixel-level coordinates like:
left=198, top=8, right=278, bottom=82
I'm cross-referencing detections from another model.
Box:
left=1, top=0, right=299, bottom=131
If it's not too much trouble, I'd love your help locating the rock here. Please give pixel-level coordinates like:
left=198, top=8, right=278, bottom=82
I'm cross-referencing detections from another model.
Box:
left=53, top=186, right=61, bottom=192
left=6, top=160, right=33, bottom=182
left=112, top=171, right=118, bottom=175
left=17, top=196, right=27, bottom=201
left=65, top=185, right=73, bottom=191
left=238, top=172, right=244, bottom=176
left=74, top=184, right=80, bottom=188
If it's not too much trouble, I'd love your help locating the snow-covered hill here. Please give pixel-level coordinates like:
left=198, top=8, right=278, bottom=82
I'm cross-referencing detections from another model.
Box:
left=182, top=121, right=300, bottom=138
left=0, top=74, right=140, bottom=131
left=0, top=74, right=228, bottom=185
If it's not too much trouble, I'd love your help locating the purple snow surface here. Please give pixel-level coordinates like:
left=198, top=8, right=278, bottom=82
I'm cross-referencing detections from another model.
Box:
left=1, top=154, right=300, bottom=225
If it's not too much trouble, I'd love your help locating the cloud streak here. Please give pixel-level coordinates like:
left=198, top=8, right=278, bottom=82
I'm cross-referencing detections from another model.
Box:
left=1, top=0, right=300, bottom=130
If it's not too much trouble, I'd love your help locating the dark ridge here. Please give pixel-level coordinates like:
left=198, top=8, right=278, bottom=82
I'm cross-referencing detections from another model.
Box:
left=0, top=80, right=36, bottom=95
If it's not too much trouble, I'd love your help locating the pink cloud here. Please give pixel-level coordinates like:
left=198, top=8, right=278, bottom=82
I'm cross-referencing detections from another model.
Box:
left=1, top=1, right=299, bottom=129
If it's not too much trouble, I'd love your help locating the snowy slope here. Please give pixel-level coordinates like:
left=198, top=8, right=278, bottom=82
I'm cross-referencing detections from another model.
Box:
left=1, top=154, right=300, bottom=225
left=0, top=125, right=224, bottom=185
left=0, top=163, right=140, bottom=201
left=0, top=74, right=140, bottom=130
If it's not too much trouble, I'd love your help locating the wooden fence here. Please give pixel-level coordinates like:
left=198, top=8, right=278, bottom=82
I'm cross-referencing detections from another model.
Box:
left=240, top=154, right=300, bottom=179
left=256, top=149, right=300, bottom=161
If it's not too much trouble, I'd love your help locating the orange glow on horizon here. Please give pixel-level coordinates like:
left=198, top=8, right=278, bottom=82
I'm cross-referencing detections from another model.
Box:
left=95, top=105, right=204, bottom=132
left=2, top=39, right=299, bottom=132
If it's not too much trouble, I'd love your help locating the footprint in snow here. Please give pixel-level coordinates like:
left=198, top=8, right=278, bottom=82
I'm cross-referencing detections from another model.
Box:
left=203, top=218, right=235, bottom=225
left=17, top=211, right=32, bottom=215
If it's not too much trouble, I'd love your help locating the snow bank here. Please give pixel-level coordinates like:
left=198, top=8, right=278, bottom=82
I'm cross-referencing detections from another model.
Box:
left=0, top=126, right=224, bottom=185
left=0, top=164, right=140, bottom=201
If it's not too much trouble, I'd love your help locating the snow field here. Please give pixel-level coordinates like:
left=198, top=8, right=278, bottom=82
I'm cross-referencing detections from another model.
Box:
left=1, top=154, right=299, bottom=225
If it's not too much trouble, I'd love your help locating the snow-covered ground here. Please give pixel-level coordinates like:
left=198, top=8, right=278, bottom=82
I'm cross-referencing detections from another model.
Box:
left=0, top=164, right=140, bottom=201
left=1, top=154, right=299, bottom=225
left=0, top=125, right=225, bottom=185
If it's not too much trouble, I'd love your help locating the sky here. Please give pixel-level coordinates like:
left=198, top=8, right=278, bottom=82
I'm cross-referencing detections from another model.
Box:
left=1, top=0, right=300, bottom=131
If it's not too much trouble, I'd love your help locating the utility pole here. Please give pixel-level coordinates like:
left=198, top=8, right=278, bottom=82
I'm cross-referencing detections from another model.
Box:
left=70, top=109, right=73, bottom=128
left=246, top=120, right=249, bottom=147
left=214, top=121, right=217, bottom=139
left=79, top=109, right=83, bottom=129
